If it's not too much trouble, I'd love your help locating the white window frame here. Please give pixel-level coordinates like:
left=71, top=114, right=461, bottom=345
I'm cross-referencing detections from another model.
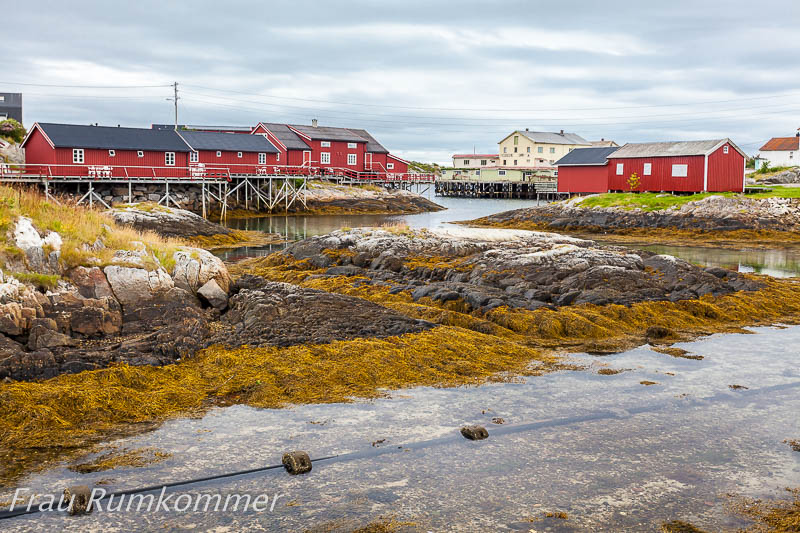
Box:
left=643, top=163, right=652, bottom=176
left=137, top=150, right=144, bottom=158
left=320, top=141, right=331, bottom=148
left=72, top=149, right=84, bottom=164
left=165, top=152, right=175, bottom=166
left=616, top=163, right=624, bottom=175
left=498, top=170, right=507, bottom=176
left=538, top=146, right=543, bottom=153
left=671, top=164, right=688, bottom=177
left=276, top=152, right=280, bottom=162
left=320, top=152, right=331, bottom=164
left=387, top=162, right=394, bottom=170
left=480, top=159, right=487, bottom=165
left=216, top=151, right=222, bottom=158
left=237, top=151, right=243, bottom=158
left=347, top=142, right=357, bottom=149
left=347, top=153, right=357, bottom=165
left=190, top=151, right=199, bottom=163
left=475, top=169, right=480, bottom=176
left=503, top=147, right=507, bottom=153
left=723, top=145, right=729, bottom=154
left=463, top=159, right=470, bottom=166
left=258, top=153, right=266, bottom=165
left=108, top=149, right=115, bottom=157
left=550, top=147, right=556, bottom=154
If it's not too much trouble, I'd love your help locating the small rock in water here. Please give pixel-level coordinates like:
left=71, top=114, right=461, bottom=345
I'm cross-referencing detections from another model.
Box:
left=460, top=425, right=489, bottom=440
left=282, top=451, right=312, bottom=475
left=63, top=485, right=92, bottom=515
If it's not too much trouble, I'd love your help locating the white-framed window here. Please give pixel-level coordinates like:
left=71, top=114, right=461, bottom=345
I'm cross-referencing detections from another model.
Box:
left=527, top=147, right=531, bottom=153
left=320, top=152, right=331, bottom=164
left=276, top=152, right=280, bottom=162
left=137, top=150, right=144, bottom=158
left=463, top=159, right=470, bottom=165
left=216, top=151, right=222, bottom=157
left=72, top=149, right=84, bottom=164
left=475, top=169, right=480, bottom=175
left=108, top=149, right=115, bottom=157
left=165, top=152, right=175, bottom=166
left=480, top=159, right=487, bottom=165
left=320, top=141, right=331, bottom=148
left=723, top=145, right=729, bottom=154
left=387, top=162, right=394, bottom=170
left=498, top=170, right=506, bottom=176
left=503, top=147, right=507, bottom=153
left=513, top=160, right=518, bottom=165
left=258, top=153, right=266, bottom=164
left=503, top=160, right=507, bottom=165
left=554, top=170, right=559, bottom=177
left=643, top=163, right=652, bottom=175
left=672, top=164, right=688, bottom=177
left=538, top=146, right=543, bottom=153
left=237, top=151, right=243, bottom=158
left=616, top=163, right=624, bottom=175
left=190, top=151, right=199, bottom=163
left=550, top=147, right=556, bottom=153
left=347, top=153, right=357, bottom=165
left=347, top=142, right=357, bottom=148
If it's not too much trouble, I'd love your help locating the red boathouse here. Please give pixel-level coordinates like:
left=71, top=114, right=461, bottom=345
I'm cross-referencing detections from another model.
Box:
left=607, top=139, right=745, bottom=193
left=555, top=146, right=619, bottom=193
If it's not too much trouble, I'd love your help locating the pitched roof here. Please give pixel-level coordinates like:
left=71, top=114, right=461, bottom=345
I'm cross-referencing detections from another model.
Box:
left=452, top=154, right=498, bottom=158
left=290, top=124, right=368, bottom=143
left=515, top=130, right=590, bottom=145
left=589, top=140, right=619, bottom=147
left=610, top=139, right=743, bottom=158
left=555, top=146, right=620, bottom=166
left=153, top=124, right=253, bottom=133
left=760, top=136, right=799, bottom=151
left=31, top=123, right=191, bottom=151
left=256, top=123, right=310, bottom=150
left=179, top=130, right=278, bottom=153
left=348, top=128, right=388, bottom=153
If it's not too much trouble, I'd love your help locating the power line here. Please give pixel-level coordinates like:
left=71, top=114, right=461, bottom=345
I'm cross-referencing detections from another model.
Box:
left=183, top=83, right=800, bottom=113
left=0, top=81, right=171, bottom=89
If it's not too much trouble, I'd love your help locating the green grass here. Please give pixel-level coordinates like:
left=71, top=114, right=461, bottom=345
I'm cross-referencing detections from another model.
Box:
left=10, top=273, right=60, bottom=291
left=577, top=189, right=800, bottom=211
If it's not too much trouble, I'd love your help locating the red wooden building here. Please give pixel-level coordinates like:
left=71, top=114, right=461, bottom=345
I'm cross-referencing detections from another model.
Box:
left=555, top=146, right=619, bottom=193
left=22, top=122, right=192, bottom=178
left=607, top=139, right=745, bottom=193
left=178, top=130, right=279, bottom=175
left=252, top=121, right=409, bottom=176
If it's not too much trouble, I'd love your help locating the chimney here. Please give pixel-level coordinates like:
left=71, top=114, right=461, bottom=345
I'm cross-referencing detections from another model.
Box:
left=560, top=129, right=564, bottom=135
left=525, top=128, right=529, bottom=132
left=312, top=119, right=318, bottom=127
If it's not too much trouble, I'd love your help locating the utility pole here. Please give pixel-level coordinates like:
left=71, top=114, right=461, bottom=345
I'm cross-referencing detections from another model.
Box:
left=167, top=82, right=180, bottom=130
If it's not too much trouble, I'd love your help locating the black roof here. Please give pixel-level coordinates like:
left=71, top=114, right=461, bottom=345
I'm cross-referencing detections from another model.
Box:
left=33, top=123, right=191, bottom=152
left=555, top=146, right=619, bottom=166
left=258, top=123, right=310, bottom=150
left=152, top=124, right=253, bottom=132
left=290, top=124, right=369, bottom=143
left=179, top=130, right=278, bottom=153
left=349, top=128, right=389, bottom=154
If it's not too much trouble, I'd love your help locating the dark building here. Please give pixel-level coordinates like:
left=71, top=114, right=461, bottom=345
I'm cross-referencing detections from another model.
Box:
left=0, top=93, right=23, bottom=123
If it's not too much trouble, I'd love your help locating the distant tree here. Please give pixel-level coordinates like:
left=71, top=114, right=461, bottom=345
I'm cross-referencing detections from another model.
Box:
left=0, top=119, right=26, bottom=144
left=627, top=172, right=641, bottom=192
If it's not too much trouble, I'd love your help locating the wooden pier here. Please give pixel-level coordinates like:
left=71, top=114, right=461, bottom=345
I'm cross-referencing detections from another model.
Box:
left=435, top=179, right=568, bottom=201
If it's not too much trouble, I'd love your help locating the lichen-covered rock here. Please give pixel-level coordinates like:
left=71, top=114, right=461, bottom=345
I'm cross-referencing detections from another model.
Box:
left=68, top=266, right=115, bottom=300
left=197, top=279, right=228, bottom=310
left=172, top=248, right=231, bottom=294
left=108, top=204, right=234, bottom=239
left=103, top=266, right=174, bottom=307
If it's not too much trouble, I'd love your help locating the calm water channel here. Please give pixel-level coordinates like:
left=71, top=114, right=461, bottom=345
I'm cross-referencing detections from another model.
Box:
left=3, top=193, right=799, bottom=531
left=218, top=190, right=800, bottom=278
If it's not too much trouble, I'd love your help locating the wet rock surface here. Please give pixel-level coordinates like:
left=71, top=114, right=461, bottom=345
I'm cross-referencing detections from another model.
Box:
left=303, top=182, right=443, bottom=214
left=276, top=227, right=762, bottom=312
left=214, top=278, right=434, bottom=348
left=108, top=204, right=233, bottom=239
left=476, top=195, right=800, bottom=233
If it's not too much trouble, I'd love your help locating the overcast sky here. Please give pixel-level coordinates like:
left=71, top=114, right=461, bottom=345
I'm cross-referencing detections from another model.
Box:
left=5, top=0, right=800, bottom=163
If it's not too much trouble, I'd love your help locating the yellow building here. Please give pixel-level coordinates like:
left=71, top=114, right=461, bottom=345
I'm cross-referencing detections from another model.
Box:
left=498, top=129, right=591, bottom=174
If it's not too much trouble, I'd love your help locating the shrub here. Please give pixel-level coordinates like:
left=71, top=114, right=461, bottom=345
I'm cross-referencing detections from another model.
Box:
left=627, top=172, right=641, bottom=192
left=0, top=119, right=26, bottom=144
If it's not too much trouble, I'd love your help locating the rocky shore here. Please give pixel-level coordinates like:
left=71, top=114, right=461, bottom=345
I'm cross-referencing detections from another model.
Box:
left=301, top=182, right=443, bottom=214
left=468, top=194, right=800, bottom=241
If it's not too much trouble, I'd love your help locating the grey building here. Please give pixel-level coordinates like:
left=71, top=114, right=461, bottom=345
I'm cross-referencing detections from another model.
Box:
left=0, top=93, right=23, bottom=123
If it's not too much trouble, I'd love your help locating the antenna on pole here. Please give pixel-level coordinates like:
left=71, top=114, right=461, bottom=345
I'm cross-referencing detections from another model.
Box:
left=166, top=82, right=180, bottom=130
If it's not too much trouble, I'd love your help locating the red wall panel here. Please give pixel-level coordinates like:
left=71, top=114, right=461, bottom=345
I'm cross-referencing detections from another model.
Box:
left=557, top=165, right=609, bottom=193
left=706, top=143, right=745, bottom=192
left=607, top=155, right=705, bottom=192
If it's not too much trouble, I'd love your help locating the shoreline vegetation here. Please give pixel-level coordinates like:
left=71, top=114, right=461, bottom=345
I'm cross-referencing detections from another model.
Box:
left=465, top=190, right=800, bottom=248
left=3, top=225, right=800, bottom=488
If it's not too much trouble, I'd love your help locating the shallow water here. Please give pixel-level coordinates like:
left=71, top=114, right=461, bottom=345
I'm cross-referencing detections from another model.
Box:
left=216, top=191, right=800, bottom=278
left=3, top=326, right=799, bottom=531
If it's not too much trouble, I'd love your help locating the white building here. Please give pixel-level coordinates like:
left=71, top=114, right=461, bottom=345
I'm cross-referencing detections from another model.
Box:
left=758, top=134, right=800, bottom=167
left=451, top=153, right=498, bottom=168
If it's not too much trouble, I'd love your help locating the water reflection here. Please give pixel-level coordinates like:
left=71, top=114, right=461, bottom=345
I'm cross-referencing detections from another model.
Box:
left=628, top=244, right=800, bottom=278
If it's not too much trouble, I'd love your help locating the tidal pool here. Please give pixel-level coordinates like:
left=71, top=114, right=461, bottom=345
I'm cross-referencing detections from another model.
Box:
left=3, top=325, right=799, bottom=531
